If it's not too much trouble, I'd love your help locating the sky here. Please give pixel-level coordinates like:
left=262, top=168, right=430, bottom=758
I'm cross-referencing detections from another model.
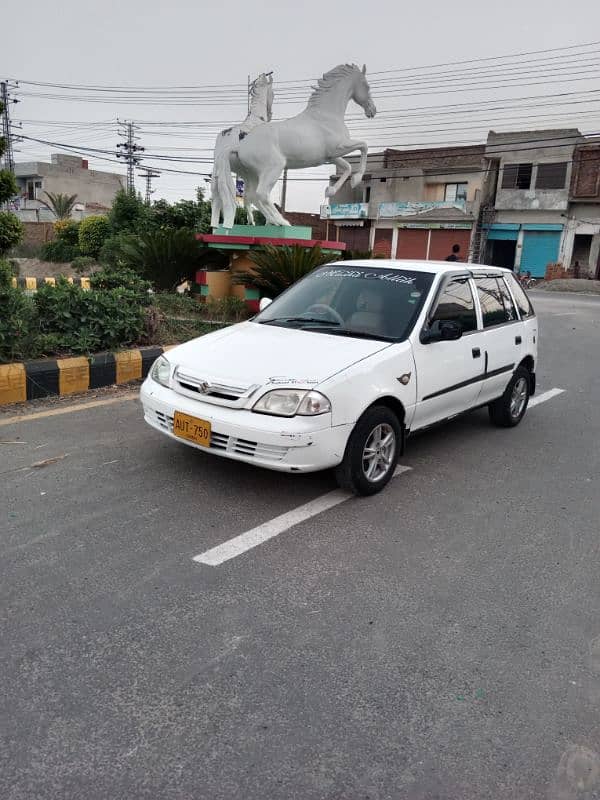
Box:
left=3, top=0, right=600, bottom=213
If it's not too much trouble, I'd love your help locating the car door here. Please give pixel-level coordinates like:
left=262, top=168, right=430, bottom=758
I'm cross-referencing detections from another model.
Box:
left=473, top=275, right=523, bottom=405
left=410, top=274, right=486, bottom=430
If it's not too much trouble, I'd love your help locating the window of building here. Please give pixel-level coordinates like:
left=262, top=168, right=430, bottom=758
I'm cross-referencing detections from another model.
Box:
left=364, top=186, right=371, bottom=204
left=430, top=278, right=477, bottom=333
left=379, top=177, right=387, bottom=183
left=444, top=182, right=468, bottom=202
left=501, top=163, right=533, bottom=190
left=475, top=277, right=515, bottom=327
left=535, top=162, right=568, bottom=190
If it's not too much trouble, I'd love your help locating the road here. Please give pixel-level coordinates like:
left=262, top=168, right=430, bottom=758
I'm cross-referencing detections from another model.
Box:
left=2, top=290, right=599, bottom=800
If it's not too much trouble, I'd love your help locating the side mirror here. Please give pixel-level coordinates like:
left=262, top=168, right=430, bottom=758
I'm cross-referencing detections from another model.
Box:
left=421, top=319, right=463, bottom=344
left=259, top=297, right=273, bottom=312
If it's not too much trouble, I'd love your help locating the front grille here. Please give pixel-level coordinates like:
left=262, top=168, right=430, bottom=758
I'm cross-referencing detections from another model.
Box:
left=173, top=369, right=257, bottom=406
left=153, top=411, right=289, bottom=463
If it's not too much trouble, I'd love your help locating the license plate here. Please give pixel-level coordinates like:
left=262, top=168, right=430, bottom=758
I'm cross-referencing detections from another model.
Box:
left=173, top=411, right=211, bottom=448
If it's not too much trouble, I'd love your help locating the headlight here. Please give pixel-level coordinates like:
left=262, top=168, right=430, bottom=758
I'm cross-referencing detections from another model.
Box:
left=150, top=355, right=171, bottom=387
left=252, top=389, right=331, bottom=417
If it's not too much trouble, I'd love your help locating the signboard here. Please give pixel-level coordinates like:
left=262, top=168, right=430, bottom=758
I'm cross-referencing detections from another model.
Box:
left=320, top=202, right=368, bottom=220
left=378, top=200, right=466, bottom=218
left=235, top=178, right=244, bottom=198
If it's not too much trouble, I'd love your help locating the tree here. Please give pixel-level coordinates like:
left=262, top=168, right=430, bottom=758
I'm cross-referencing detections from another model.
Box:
left=150, top=187, right=212, bottom=232
left=107, top=189, right=152, bottom=234
left=233, top=244, right=339, bottom=298
left=43, top=191, right=78, bottom=220
left=0, top=99, right=22, bottom=255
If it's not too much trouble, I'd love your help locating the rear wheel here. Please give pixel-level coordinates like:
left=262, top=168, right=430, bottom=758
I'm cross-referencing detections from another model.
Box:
left=335, top=406, right=401, bottom=496
left=488, top=365, right=531, bottom=428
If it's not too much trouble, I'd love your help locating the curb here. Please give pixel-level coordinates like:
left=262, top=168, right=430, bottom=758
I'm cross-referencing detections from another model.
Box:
left=0, top=345, right=166, bottom=407
left=11, top=276, right=91, bottom=291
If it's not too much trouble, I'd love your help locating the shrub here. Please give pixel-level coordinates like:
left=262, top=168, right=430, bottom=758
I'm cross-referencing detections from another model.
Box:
left=35, top=278, right=146, bottom=353
left=97, top=232, right=138, bottom=267
left=151, top=292, right=203, bottom=319
left=90, top=265, right=151, bottom=302
left=233, top=244, right=338, bottom=298
left=205, top=296, right=248, bottom=322
left=54, top=219, right=80, bottom=246
left=117, top=227, right=206, bottom=290
left=0, top=259, right=37, bottom=362
left=78, top=215, right=110, bottom=258
left=0, top=211, right=24, bottom=256
left=71, top=255, right=97, bottom=273
left=40, top=239, right=80, bottom=263
left=108, top=189, right=152, bottom=234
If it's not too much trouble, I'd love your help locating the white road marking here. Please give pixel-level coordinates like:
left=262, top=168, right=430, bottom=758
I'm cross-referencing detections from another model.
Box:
left=528, top=387, right=565, bottom=408
left=193, top=465, right=412, bottom=566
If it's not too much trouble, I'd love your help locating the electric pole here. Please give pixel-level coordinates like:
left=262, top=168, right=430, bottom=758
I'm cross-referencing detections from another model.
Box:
left=280, top=167, right=288, bottom=212
left=1, top=80, right=19, bottom=172
left=139, top=168, right=160, bottom=205
left=116, top=120, right=144, bottom=194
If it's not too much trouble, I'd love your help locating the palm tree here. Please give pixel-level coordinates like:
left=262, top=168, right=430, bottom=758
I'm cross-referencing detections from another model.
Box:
left=233, top=244, right=338, bottom=298
left=43, top=191, right=78, bottom=220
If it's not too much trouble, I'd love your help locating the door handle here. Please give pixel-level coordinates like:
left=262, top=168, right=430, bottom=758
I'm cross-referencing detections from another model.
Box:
left=515, top=336, right=522, bottom=345
left=472, top=347, right=481, bottom=358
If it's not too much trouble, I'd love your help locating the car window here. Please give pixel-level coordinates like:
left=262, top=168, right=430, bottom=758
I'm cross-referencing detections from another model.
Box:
left=255, top=266, right=435, bottom=341
left=496, top=277, right=517, bottom=321
left=506, top=274, right=535, bottom=318
left=430, top=278, right=477, bottom=333
left=474, top=277, right=511, bottom=328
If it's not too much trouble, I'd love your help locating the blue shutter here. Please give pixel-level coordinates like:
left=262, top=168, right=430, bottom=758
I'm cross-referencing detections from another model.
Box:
left=520, top=231, right=561, bottom=278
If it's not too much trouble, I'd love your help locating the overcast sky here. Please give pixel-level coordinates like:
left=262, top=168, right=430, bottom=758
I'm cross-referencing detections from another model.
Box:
left=4, top=0, right=600, bottom=212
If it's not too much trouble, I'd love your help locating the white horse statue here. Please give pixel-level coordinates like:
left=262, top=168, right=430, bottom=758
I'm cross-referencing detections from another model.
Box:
left=210, top=72, right=274, bottom=229
left=226, top=64, right=376, bottom=227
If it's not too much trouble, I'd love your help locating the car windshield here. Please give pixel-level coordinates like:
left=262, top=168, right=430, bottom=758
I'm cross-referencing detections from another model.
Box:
left=254, top=265, right=435, bottom=341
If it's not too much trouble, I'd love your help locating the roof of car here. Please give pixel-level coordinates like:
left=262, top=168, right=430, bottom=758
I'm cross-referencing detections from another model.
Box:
left=334, top=259, right=510, bottom=276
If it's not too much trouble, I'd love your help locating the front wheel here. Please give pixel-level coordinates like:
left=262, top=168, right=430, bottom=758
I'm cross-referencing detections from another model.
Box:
left=335, top=406, right=401, bottom=496
left=488, top=366, right=531, bottom=428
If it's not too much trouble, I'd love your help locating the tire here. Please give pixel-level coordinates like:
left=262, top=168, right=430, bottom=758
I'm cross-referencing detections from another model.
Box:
left=335, top=405, right=401, bottom=496
left=488, top=365, right=531, bottom=428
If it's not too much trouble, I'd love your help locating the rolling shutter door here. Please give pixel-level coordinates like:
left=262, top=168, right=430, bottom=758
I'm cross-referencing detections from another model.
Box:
left=520, top=231, right=561, bottom=277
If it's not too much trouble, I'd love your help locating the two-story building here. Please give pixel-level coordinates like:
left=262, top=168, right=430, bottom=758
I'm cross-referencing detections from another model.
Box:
left=561, top=139, right=600, bottom=279
left=481, top=129, right=581, bottom=277
left=324, top=145, right=485, bottom=260
left=12, top=153, right=125, bottom=221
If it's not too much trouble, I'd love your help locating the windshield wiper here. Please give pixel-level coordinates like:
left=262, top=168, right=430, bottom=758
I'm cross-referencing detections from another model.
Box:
left=259, top=316, right=340, bottom=326
left=301, top=326, right=394, bottom=342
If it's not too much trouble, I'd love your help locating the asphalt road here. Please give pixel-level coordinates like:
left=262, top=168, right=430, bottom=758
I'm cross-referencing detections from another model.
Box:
left=2, top=290, right=600, bottom=800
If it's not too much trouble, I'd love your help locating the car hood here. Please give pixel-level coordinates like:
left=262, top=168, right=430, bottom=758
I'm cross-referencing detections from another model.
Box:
left=168, top=321, right=391, bottom=387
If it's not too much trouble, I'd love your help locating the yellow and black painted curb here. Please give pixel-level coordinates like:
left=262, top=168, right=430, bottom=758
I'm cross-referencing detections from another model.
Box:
left=11, top=276, right=91, bottom=290
left=0, top=345, right=168, bottom=406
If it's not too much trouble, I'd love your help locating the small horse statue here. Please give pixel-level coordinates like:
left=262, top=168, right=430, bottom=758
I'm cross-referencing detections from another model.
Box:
left=210, top=72, right=274, bottom=229
left=227, top=64, right=376, bottom=227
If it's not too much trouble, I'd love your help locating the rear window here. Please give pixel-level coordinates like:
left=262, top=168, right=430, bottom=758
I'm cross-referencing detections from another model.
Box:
left=506, top=274, right=535, bottom=318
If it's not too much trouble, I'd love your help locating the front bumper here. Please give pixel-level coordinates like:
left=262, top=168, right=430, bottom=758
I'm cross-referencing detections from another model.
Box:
left=140, top=378, right=352, bottom=473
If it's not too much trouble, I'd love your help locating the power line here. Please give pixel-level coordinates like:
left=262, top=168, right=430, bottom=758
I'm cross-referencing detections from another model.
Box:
left=116, top=120, right=144, bottom=193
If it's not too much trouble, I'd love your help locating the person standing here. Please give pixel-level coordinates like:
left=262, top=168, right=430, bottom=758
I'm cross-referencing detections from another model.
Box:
left=445, top=244, right=461, bottom=262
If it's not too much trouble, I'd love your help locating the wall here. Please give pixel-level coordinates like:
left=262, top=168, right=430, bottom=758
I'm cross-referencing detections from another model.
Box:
left=22, top=221, right=55, bottom=247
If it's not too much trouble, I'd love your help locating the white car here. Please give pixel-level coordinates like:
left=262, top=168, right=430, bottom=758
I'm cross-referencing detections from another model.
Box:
left=141, top=260, right=537, bottom=495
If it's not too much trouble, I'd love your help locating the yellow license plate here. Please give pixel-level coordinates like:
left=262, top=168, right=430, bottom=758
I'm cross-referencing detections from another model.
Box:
left=173, top=411, right=211, bottom=447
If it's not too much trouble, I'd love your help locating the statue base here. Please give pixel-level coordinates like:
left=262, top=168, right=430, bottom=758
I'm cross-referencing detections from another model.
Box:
left=195, top=225, right=345, bottom=312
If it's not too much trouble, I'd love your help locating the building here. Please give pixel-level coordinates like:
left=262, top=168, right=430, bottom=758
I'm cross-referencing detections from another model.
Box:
left=562, top=139, right=600, bottom=278
left=481, top=129, right=581, bottom=277
left=324, top=128, right=600, bottom=278
left=12, top=154, right=125, bottom=221
left=324, top=145, right=485, bottom=260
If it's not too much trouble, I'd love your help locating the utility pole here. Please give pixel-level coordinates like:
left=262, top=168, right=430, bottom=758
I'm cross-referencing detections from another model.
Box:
left=116, top=120, right=144, bottom=194
left=139, top=168, right=160, bottom=205
left=1, top=80, right=19, bottom=172
left=280, top=167, right=288, bottom=212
